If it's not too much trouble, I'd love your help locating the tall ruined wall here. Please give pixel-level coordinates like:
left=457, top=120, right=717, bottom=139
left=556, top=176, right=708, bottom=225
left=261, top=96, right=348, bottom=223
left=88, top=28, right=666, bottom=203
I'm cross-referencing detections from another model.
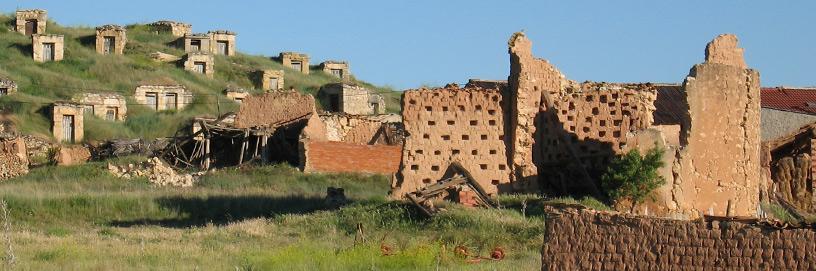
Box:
left=234, top=91, right=315, bottom=129
left=301, top=141, right=401, bottom=175
left=538, top=83, right=657, bottom=194
left=392, top=86, right=510, bottom=197
left=507, top=33, right=564, bottom=188
left=673, top=34, right=761, bottom=217
left=542, top=208, right=816, bottom=270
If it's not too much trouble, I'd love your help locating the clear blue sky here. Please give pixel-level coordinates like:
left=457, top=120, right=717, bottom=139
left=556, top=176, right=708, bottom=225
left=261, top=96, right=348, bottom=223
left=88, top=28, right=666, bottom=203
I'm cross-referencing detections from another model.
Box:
left=2, top=1, right=814, bottom=89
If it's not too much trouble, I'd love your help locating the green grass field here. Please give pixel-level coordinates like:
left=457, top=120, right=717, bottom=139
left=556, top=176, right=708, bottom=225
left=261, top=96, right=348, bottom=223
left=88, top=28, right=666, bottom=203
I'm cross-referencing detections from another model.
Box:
left=0, top=14, right=402, bottom=142
left=0, top=161, right=552, bottom=270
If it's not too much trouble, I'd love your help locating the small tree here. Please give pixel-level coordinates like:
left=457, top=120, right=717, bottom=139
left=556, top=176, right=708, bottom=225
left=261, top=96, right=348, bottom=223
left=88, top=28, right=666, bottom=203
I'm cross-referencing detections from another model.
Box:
left=601, top=147, right=666, bottom=212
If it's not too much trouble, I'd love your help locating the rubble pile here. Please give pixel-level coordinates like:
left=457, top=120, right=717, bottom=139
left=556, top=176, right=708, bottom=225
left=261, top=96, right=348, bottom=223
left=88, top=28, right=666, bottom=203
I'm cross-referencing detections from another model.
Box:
left=108, top=157, right=203, bottom=187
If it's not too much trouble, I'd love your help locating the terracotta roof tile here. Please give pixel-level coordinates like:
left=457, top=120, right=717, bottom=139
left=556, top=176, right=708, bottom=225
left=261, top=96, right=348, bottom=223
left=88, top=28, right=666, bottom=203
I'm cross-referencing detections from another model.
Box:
left=761, top=87, right=816, bottom=115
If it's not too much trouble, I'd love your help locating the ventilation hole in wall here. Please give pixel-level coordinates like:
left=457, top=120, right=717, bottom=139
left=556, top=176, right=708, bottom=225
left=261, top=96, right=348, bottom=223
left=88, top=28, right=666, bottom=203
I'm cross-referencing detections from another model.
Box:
left=569, top=103, right=575, bottom=110
left=630, top=119, right=636, bottom=127
left=472, top=150, right=478, bottom=155
left=567, top=116, right=574, bottom=121
left=415, top=150, right=424, bottom=154
left=425, top=106, right=432, bottom=111
left=585, top=117, right=592, bottom=123
left=619, top=143, right=626, bottom=149
left=599, top=120, right=606, bottom=126
left=470, top=120, right=478, bottom=126
left=582, top=127, right=590, bottom=133
left=561, top=110, right=568, bottom=115
left=462, top=135, right=470, bottom=140
left=442, top=106, right=449, bottom=112
left=492, top=96, right=499, bottom=102
left=489, top=149, right=497, bottom=154
left=498, top=165, right=506, bottom=170
left=410, top=165, right=419, bottom=170
left=431, top=166, right=440, bottom=171
left=480, top=164, right=488, bottom=170
left=458, top=105, right=465, bottom=111
left=452, top=149, right=460, bottom=155
left=423, top=134, right=430, bottom=139
left=447, top=120, right=455, bottom=125
left=409, top=100, right=416, bottom=105
left=434, top=150, right=441, bottom=155
left=622, top=110, right=631, bottom=116
left=442, top=135, right=450, bottom=141
left=491, top=180, right=500, bottom=185
left=611, top=110, right=617, bottom=115
left=428, top=121, right=436, bottom=126
left=569, top=126, right=576, bottom=132
left=608, top=102, right=616, bottom=107
left=600, top=95, right=607, bottom=103
left=621, top=102, right=630, bottom=107
left=599, top=131, right=606, bottom=137
left=592, top=108, right=599, bottom=115
left=481, top=135, right=488, bottom=140
left=614, top=120, right=622, bottom=126
left=489, top=120, right=497, bottom=126
left=613, top=131, right=621, bottom=137
left=631, top=105, right=638, bottom=110
left=422, top=178, right=432, bottom=184
left=585, top=95, right=594, bottom=102
left=498, top=135, right=505, bottom=140
left=488, top=109, right=496, bottom=115
left=611, top=93, right=619, bottom=99
left=475, top=105, right=483, bottom=111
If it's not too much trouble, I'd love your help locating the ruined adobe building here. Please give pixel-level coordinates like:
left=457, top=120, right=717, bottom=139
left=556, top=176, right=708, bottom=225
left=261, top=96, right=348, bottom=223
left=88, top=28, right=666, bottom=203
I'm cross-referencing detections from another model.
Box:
left=208, top=30, right=236, bottom=56
left=15, top=9, right=47, bottom=36
left=95, top=25, right=127, bottom=55
left=0, top=77, right=17, bottom=96
left=253, top=69, right=285, bottom=91
left=134, top=78, right=193, bottom=111
left=761, top=123, right=816, bottom=212
left=318, top=83, right=385, bottom=115
left=32, top=34, right=64, bottom=62
left=392, top=33, right=761, bottom=218
left=279, top=52, right=310, bottom=74
left=150, top=21, right=192, bottom=37
left=52, top=102, right=84, bottom=143
left=183, top=52, right=214, bottom=78
left=320, top=61, right=350, bottom=80
left=73, top=93, right=127, bottom=121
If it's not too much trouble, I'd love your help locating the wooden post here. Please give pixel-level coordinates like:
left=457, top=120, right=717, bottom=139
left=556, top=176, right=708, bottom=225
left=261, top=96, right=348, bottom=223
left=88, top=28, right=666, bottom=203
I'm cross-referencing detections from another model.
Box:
left=238, top=129, right=249, bottom=165
left=204, top=138, right=211, bottom=170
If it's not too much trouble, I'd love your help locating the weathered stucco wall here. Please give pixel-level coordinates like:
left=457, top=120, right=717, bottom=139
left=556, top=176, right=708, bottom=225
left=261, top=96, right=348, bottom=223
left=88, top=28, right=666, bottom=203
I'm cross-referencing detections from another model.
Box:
left=542, top=208, right=816, bottom=270
left=301, top=141, right=401, bottom=175
left=673, top=34, right=761, bottom=217
left=52, top=103, right=84, bottom=143
left=32, top=34, right=64, bottom=62
left=761, top=108, right=816, bottom=142
left=233, top=91, right=315, bottom=129
left=392, top=85, right=510, bottom=197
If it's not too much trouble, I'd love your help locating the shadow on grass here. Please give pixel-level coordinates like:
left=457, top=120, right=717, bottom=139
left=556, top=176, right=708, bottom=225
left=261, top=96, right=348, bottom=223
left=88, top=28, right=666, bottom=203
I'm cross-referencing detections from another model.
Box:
left=9, top=43, right=31, bottom=56
left=109, top=195, right=329, bottom=228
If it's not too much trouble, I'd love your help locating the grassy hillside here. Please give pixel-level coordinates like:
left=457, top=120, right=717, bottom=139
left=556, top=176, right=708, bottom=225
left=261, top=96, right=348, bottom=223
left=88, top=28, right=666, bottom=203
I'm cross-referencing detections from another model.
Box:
left=0, top=14, right=401, bottom=142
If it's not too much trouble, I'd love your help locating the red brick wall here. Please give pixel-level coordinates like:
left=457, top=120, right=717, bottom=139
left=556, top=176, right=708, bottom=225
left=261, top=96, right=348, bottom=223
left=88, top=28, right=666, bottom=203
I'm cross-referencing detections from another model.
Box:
left=303, top=141, right=401, bottom=175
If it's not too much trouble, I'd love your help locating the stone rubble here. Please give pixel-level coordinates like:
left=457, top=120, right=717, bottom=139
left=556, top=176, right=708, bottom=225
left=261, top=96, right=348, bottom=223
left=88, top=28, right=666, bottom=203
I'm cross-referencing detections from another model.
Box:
left=107, top=157, right=204, bottom=187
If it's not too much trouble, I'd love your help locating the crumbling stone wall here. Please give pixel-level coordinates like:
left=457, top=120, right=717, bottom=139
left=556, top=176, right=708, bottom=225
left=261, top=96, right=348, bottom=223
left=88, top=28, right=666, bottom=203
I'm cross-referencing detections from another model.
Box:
left=279, top=52, right=310, bottom=74
left=672, top=34, right=761, bottom=217
left=55, top=145, right=91, bottom=166
left=15, top=9, right=47, bottom=35
left=0, top=77, right=18, bottom=96
left=182, top=33, right=212, bottom=53
left=233, top=91, right=315, bottom=129
left=301, top=141, right=401, bottom=175
left=762, top=124, right=816, bottom=211
left=208, top=30, right=236, bottom=56
left=52, top=102, right=84, bottom=143
left=134, top=82, right=193, bottom=111
left=392, top=86, right=510, bottom=197
left=318, top=83, right=385, bottom=115
left=0, top=137, right=29, bottom=180
left=318, top=114, right=402, bottom=145
left=150, top=21, right=191, bottom=37
left=253, top=69, right=285, bottom=91
left=541, top=208, right=816, bottom=270
left=320, top=61, right=350, bottom=80
left=95, top=25, right=127, bottom=55
left=223, top=87, right=250, bottom=103
left=32, top=34, right=64, bottom=62
left=183, top=52, right=214, bottom=78
left=73, top=93, right=127, bottom=121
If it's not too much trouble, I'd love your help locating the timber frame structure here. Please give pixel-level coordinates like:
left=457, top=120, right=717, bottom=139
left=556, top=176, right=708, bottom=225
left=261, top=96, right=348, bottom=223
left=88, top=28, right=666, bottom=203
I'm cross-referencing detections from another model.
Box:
left=160, top=112, right=311, bottom=170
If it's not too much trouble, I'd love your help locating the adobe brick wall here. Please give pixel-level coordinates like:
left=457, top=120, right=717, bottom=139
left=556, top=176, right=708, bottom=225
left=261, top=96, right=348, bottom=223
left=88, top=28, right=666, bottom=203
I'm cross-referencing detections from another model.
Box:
left=233, top=91, right=315, bottom=129
left=301, top=141, right=401, bottom=175
left=542, top=208, right=816, bottom=270
left=392, top=85, right=510, bottom=197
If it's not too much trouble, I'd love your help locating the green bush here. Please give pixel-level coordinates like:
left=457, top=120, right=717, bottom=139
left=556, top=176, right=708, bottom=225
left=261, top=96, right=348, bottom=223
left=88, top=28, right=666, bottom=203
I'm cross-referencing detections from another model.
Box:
left=601, top=147, right=666, bottom=210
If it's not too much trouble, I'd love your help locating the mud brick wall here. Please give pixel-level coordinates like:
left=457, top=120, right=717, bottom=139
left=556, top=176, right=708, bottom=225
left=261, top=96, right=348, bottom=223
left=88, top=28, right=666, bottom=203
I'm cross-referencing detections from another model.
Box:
left=542, top=208, right=816, bottom=270
left=234, top=91, right=315, bottom=129
left=301, top=141, right=401, bottom=175
left=392, top=86, right=510, bottom=197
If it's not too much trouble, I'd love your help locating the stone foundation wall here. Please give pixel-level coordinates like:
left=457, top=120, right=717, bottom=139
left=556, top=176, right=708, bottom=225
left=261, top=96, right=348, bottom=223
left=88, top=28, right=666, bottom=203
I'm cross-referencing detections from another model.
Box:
left=301, top=141, right=401, bottom=175
left=392, top=86, right=510, bottom=197
left=542, top=208, right=816, bottom=270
